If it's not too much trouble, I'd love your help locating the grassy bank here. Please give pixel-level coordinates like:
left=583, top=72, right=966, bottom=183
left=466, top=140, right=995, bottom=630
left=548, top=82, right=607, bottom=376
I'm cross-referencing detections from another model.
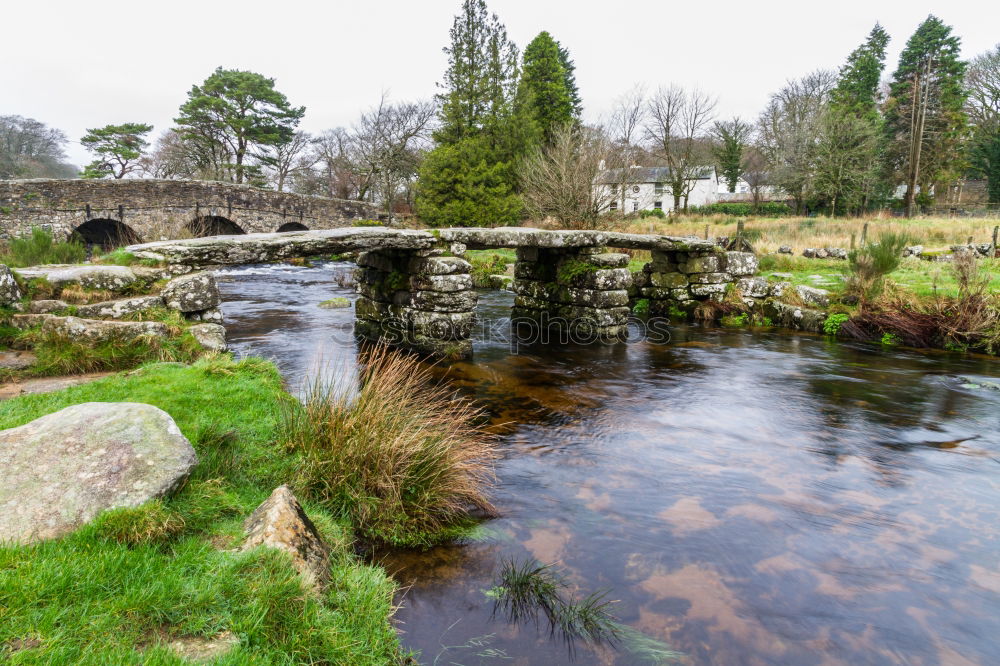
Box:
left=0, top=351, right=497, bottom=663
left=0, top=357, right=405, bottom=664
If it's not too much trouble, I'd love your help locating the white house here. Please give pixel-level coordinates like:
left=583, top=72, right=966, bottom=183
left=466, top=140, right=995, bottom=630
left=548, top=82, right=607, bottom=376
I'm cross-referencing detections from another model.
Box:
left=596, top=166, right=720, bottom=214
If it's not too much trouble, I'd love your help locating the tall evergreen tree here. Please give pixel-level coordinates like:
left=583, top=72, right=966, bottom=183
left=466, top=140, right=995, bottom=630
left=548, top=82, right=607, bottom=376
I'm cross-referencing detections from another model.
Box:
left=831, top=24, right=890, bottom=121
left=175, top=68, right=304, bottom=185
left=558, top=43, right=583, bottom=119
left=883, top=16, right=967, bottom=216
left=515, top=32, right=576, bottom=148
left=417, top=0, right=522, bottom=226
left=711, top=117, right=752, bottom=192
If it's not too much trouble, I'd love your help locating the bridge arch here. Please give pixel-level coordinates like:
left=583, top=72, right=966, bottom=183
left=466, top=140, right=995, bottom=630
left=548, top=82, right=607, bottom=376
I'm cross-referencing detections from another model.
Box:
left=72, top=218, right=142, bottom=248
left=186, top=215, right=245, bottom=238
left=276, top=221, right=309, bottom=232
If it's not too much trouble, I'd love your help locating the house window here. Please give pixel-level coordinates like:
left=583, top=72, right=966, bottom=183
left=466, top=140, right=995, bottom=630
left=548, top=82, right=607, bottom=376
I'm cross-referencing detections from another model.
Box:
left=654, top=201, right=663, bottom=209
left=610, top=184, right=618, bottom=195
left=654, top=182, right=663, bottom=194
left=632, top=201, right=639, bottom=212
left=609, top=201, right=618, bottom=211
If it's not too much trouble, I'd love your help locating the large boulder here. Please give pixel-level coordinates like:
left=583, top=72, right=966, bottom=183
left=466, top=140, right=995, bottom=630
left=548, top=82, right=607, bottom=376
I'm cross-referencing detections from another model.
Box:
left=242, top=486, right=331, bottom=593
left=0, top=264, right=21, bottom=305
left=795, top=285, right=831, bottom=308
left=0, top=402, right=197, bottom=543
left=161, top=272, right=221, bottom=313
left=41, top=315, right=168, bottom=343
left=188, top=323, right=228, bottom=352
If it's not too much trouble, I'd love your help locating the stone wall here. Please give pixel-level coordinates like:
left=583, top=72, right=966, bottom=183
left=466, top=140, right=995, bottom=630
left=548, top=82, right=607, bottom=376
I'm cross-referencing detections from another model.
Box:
left=0, top=179, right=380, bottom=242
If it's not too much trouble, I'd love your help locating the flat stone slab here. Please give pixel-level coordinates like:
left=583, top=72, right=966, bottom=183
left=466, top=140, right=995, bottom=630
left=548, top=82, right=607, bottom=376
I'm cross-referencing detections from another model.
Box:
left=0, top=372, right=115, bottom=401
left=0, top=402, right=197, bottom=543
left=14, top=265, right=138, bottom=291
left=127, top=227, right=436, bottom=266
left=0, top=350, right=36, bottom=370
left=436, top=227, right=716, bottom=252
left=126, top=227, right=717, bottom=267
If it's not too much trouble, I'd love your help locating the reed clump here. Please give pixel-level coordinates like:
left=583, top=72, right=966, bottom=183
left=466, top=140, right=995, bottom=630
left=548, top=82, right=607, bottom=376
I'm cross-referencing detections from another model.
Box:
left=282, top=346, right=497, bottom=547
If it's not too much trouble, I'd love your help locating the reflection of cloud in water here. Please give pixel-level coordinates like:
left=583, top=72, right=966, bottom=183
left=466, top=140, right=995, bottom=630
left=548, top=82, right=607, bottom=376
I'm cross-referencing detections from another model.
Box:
left=219, top=266, right=1000, bottom=665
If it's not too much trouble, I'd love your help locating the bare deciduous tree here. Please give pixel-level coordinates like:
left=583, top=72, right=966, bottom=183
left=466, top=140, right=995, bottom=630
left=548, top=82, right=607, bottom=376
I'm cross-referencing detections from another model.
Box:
left=644, top=85, right=717, bottom=211
left=757, top=69, right=837, bottom=213
left=265, top=131, right=318, bottom=192
left=520, top=124, right=623, bottom=228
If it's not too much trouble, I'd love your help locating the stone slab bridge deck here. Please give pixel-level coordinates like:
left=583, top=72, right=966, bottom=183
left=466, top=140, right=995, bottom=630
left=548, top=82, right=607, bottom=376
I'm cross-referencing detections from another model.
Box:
left=128, top=227, right=762, bottom=358
left=0, top=179, right=380, bottom=245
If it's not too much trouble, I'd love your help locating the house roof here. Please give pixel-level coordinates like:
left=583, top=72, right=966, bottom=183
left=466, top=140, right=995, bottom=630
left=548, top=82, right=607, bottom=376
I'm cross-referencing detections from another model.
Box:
left=596, top=166, right=714, bottom=184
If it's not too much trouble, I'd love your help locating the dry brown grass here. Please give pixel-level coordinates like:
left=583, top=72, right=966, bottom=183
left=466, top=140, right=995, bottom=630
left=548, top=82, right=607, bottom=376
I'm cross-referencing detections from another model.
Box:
left=59, top=285, right=114, bottom=304
left=615, top=214, right=1000, bottom=255
left=282, top=345, right=497, bottom=547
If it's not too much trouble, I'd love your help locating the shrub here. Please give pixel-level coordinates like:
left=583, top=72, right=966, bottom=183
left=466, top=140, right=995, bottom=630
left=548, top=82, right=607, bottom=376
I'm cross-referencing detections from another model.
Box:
left=0, top=227, right=86, bottom=267
left=688, top=202, right=791, bottom=216
left=632, top=298, right=650, bottom=315
left=845, top=232, right=909, bottom=304
left=823, top=313, right=850, bottom=336
left=281, top=346, right=497, bottom=547
left=639, top=208, right=666, bottom=219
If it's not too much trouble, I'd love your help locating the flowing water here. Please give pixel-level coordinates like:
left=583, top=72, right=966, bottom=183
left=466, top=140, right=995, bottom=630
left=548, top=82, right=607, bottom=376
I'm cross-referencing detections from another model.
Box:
left=217, top=262, right=1000, bottom=665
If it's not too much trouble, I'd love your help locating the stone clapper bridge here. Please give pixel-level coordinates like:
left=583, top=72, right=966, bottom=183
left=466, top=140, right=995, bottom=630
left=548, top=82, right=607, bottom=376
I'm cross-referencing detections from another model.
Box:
left=127, top=227, right=763, bottom=358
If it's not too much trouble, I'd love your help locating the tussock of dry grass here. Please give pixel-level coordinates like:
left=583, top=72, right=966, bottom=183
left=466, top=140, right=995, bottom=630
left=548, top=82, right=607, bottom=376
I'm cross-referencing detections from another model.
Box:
left=282, top=346, right=497, bottom=547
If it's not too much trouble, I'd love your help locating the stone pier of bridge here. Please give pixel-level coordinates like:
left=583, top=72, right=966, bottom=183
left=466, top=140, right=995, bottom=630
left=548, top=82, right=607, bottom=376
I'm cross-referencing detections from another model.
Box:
left=127, top=226, right=761, bottom=358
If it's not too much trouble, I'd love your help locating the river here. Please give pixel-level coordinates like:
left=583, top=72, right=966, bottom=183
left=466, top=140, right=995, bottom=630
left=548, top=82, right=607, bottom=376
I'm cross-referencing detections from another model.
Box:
left=216, top=261, right=1000, bottom=665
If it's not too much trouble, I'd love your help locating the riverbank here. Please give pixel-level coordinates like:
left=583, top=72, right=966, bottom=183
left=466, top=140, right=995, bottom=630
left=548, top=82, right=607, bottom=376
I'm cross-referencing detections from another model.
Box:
left=0, top=356, right=409, bottom=663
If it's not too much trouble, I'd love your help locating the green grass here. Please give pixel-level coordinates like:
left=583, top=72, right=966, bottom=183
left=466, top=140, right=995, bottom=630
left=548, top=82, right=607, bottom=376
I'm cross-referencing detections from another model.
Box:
left=0, top=228, right=86, bottom=268
left=0, top=357, right=406, bottom=664
left=466, top=250, right=514, bottom=288
left=757, top=254, right=1000, bottom=300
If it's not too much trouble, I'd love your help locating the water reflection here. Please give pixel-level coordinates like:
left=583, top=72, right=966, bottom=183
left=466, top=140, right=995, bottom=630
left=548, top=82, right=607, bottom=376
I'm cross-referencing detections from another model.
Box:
left=219, top=263, right=1000, bottom=665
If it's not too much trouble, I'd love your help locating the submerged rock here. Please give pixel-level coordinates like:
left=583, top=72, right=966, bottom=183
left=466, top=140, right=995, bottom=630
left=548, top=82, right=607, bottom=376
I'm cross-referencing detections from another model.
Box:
left=0, top=402, right=197, bottom=543
left=242, top=486, right=331, bottom=593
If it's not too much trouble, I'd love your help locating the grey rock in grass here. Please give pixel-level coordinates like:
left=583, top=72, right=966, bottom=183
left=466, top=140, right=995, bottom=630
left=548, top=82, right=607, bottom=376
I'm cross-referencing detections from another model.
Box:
left=0, top=350, right=36, bottom=370
left=75, top=295, right=164, bottom=320
left=40, top=315, right=168, bottom=343
left=242, top=485, right=331, bottom=593
left=185, top=307, right=224, bottom=324
left=161, top=272, right=221, bottom=313
left=795, top=285, right=831, bottom=308
left=778, top=245, right=793, bottom=255
left=15, top=265, right=138, bottom=291
left=188, top=323, right=228, bottom=352
left=26, top=299, right=68, bottom=314
left=0, top=402, right=197, bottom=543
left=0, top=264, right=21, bottom=305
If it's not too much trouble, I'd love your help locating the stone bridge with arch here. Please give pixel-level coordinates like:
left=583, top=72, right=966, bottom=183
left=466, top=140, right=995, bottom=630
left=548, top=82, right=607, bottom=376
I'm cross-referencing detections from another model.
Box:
left=127, top=227, right=764, bottom=358
left=0, top=179, right=381, bottom=246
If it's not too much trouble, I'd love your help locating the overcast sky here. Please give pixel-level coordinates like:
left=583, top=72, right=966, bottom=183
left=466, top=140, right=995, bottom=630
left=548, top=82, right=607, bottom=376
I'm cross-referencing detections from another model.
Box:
left=3, top=0, right=997, bottom=168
